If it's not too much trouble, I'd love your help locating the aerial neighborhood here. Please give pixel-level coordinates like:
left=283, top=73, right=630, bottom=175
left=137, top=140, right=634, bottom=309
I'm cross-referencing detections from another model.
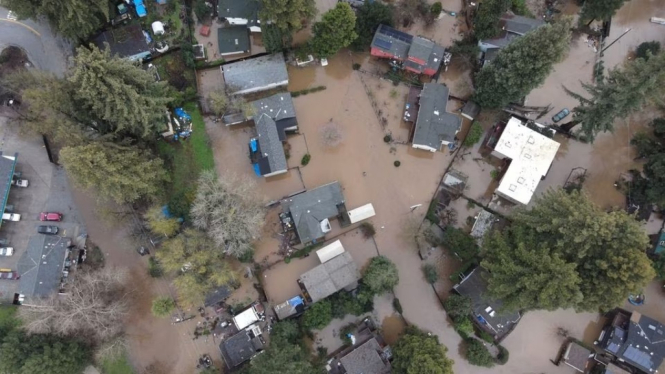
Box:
left=1, top=0, right=665, bottom=373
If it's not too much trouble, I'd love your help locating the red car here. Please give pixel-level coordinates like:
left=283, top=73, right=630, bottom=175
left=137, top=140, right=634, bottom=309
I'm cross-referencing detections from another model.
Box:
left=39, top=212, right=63, bottom=221
left=0, top=271, right=19, bottom=280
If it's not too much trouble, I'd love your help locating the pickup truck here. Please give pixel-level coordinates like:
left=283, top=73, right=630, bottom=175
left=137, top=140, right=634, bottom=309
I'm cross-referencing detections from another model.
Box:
left=2, top=213, right=20, bottom=221
left=0, top=248, right=13, bottom=256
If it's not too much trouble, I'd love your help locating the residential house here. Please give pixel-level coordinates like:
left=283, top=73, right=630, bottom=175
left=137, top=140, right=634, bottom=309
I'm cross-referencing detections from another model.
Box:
left=219, top=325, right=265, bottom=369
left=280, top=181, right=347, bottom=245
left=0, top=152, right=18, bottom=229
left=561, top=341, right=592, bottom=373
left=597, top=309, right=665, bottom=374
left=93, top=23, right=151, bottom=61
left=478, top=14, right=545, bottom=66
left=370, top=24, right=446, bottom=76
left=232, top=303, right=266, bottom=331
left=491, top=117, right=560, bottom=205
left=217, top=25, right=251, bottom=56
left=461, top=100, right=481, bottom=121
left=222, top=54, right=288, bottom=95
left=273, top=295, right=305, bottom=321
left=410, top=83, right=462, bottom=152
left=326, top=318, right=392, bottom=374
left=218, top=0, right=261, bottom=32
left=17, top=235, right=71, bottom=301
left=204, top=285, right=231, bottom=308
left=453, top=267, right=521, bottom=341
left=298, top=251, right=360, bottom=303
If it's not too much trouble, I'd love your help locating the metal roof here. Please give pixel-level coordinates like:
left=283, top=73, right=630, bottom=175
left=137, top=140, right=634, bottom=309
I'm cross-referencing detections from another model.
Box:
left=223, top=54, right=288, bottom=94
left=299, top=252, right=360, bottom=303
left=412, top=83, right=462, bottom=150
left=17, top=235, right=70, bottom=298
left=281, top=182, right=345, bottom=244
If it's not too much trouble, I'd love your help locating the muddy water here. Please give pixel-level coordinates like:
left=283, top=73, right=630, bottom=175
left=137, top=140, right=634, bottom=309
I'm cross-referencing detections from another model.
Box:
left=381, top=314, right=406, bottom=346
left=262, top=255, right=319, bottom=304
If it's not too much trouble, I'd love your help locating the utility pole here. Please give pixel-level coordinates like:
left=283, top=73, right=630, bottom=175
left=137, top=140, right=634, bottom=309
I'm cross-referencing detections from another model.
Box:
left=601, top=28, right=632, bottom=54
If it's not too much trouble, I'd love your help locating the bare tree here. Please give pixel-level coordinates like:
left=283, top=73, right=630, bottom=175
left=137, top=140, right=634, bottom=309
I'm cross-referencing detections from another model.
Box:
left=191, top=170, right=266, bottom=257
left=319, top=121, right=344, bottom=148
left=208, top=89, right=228, bottom=117
left=19, top=267, right=130, bottom=345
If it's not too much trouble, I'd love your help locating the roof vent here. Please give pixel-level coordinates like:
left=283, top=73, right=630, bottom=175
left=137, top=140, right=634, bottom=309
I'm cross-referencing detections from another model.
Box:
left=234, top=39, right=238, bottom=45
left=649, top=325, right=657, bottom=330
left=527, top=136, right=535, bottom=144
left=433, top=110, right=440, bottom=116
left=517, top=177, right=525, bottom=184
left=509, top=184, right=517, bottom=192
left=524, top=154, right=532, bottom=159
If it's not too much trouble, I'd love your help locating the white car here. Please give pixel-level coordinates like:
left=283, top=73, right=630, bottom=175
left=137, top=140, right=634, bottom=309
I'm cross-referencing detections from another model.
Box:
left=2, top=213, right=20, bottom=221
left=12, top=178, right=28, bottom=187
left=0, top=248, right=13, bottom=256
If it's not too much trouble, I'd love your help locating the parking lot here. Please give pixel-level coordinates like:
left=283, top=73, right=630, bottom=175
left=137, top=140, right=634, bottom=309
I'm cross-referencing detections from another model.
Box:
left=0, top=115, right=85, bottom=302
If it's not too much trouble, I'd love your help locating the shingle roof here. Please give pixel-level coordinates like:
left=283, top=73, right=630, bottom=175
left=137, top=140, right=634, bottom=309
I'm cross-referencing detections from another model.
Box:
left=412, top=83, right=462, bottom=150
left=408, top=37, right=434, bottom=62
left=0, top=152, right=17, bottom=228
left=219, top=329, right=264, bottom=368
left=252, top=93, right=297, bottom=125
left=563, top=341, right=592, bottom=372
left=255, top=114, right=287, bottom=175
left=93, top=24, right=150, bottom=60
left=461, top=100, right=481, bottom=120
left=204, top=285, right=232, bottom=307
left=217, top=0, right=260, bottom=26
left=217, top=25, right=250, bottom=55
left=480, top=14, right=545, bottom=50
left=17, top=235, right=70, bottom=298
left=299, top=252, right=360, bottom=302
left=281, top=182, right=345, bottom=244
left=339, top=337, right=391, bottom=374
left=372, top=25, right=444, bottom=74
left=371, top=24, right=412, bottom=60
left=223, top=54, right=289, bottom=94
left=615, top=312, right=665, bottom=373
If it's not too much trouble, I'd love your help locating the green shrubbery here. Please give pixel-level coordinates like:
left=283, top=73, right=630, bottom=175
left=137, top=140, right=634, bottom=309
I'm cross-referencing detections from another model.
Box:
left=465, top=338, right=495, bottom=367
left=463, top=122, right=485, bottom=147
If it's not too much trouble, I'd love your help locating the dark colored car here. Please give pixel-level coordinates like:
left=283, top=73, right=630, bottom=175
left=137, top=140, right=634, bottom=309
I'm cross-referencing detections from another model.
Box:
left=39, top=212, right=63, bottom=221
left=37, top=225, right=59, bottom=235
left=552, top=108, right=570, bottom=123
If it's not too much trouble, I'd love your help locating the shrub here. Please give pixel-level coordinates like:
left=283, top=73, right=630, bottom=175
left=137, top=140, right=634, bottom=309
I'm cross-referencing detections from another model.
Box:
left=465, top=338, right=495, bottom=367
left=394, top=160, right=401, bottom=167
left=340, top=323, right=356, bottom=345
left=442, top=227, right=480, bottom=262
left=463, top=122, right=484, bottom=147
left=330, top=289, right=372, bottom=318
left=360, top=222, right=376, bottom=238
left=393, top=297, right=403, bottom=314
left=148, top=257, right=163, bottom=278
left=352, top=63, right=361, bottom=70
left=301, top=300, right=333, bottom=330
left=477, top=329, right=494, bottom=343
left=364, top=256, right=399, bottom=294
left=490, top=169, right=500, bottom=180
left=384, top=134, right=392, bottom=143
left=151, top=297, right=176, bottom=317
left=497, top=345, right=509, bottom=365
left=422, top=263, right=438, bottom=284
left=636, top=41, right=661, bottom=60
left=301, top=154, right=311, bottom=166
left=454, top=316, right=474, bottom=338
left=430, top=2, right=443, bottom=17
left=443, top=294, right=473, bottom=320
left=238, top=248, right=254, bottom=263
left=291, top=91, right=301, bottom=98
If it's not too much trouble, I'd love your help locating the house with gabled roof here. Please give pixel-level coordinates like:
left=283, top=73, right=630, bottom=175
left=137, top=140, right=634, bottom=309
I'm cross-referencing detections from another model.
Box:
left=370, top=24, right=446, bottom=76
left=409, top=83, right=462, bottom=152
left=478, top=13, right=545, bottom=66
left=222, top=54, right=288, bottom=95
left=218, top=0, right=261, bottom=32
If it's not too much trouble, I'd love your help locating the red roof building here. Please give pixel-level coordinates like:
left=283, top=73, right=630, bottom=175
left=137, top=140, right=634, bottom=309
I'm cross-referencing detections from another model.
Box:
left=370, top=24, right=446, bottom=76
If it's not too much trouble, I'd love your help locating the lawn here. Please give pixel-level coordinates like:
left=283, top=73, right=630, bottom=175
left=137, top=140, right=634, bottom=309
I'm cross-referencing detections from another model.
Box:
left=157, top=102, right=215, bottom=219
left=0, top=305, right=18, bottom=331
left=100, top=353, right=136, bottom=374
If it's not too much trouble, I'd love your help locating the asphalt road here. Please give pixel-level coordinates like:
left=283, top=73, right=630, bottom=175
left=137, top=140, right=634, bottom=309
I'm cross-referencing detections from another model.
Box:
left=0, top=6, right=72, bottom=76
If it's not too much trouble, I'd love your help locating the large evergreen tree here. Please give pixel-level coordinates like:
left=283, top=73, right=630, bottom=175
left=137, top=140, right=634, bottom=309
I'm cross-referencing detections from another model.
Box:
left=579, top=0, right=627, bottom=25
left=473, top=0, right=511, bottom=40
left=0, top=0, right=112, bottom=40
left=474, top=19, right=572, bottom=109
left=310, top=3, right=357, bottom=58
left=482, top=190, right=654, bottom=312
left=259, top=0, right=317, bottom=34
left=351, top=1, right=394, bottom=51
left=0, top=331, right=89, bottom=374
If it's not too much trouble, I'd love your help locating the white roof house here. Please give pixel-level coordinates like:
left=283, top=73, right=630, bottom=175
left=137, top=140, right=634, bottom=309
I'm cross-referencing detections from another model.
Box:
left=492, top=117, right=560, bottom=205
left=233, top=306, right=260, bottom=330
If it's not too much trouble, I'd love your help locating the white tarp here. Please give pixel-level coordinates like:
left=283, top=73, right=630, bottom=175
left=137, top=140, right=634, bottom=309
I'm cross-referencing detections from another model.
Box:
left=152, top=21, right=164, bottom=35
left=316, top=240, right=345, bottom=264
left=347, top=203, right=376, bottom=224
left=233, top=306, right=259, bottom=330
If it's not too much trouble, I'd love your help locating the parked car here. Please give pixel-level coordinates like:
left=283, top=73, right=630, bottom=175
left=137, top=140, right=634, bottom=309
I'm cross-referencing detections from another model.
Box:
left=12, top=178, right=28, bottom=187
left=552, top=108, right=570, bottom=123
left=0, top=247, right=13, bottom=256
left=39, top=212, right=63, bottom=221
left=0, top=270, right=19, bottom=280
left=37, top=225, right=59, bottom=235
left=2, top=213, right=20, bottom=221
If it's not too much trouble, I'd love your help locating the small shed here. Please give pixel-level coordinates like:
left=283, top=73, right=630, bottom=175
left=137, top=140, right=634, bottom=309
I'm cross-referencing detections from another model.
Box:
left=152, top=21, right=164, bottom=35
left=561, top=341, right=592, bottom=373
left=233, top=306, right=260, bottom=330
left=347, top=203, right=376, bottom=224
left=316, top=240, right=345, bottom=264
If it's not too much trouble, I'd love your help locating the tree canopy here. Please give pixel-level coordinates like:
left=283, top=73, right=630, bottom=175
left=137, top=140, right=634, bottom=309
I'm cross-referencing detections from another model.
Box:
left=363, top=256, right=399, bottom=294
left=244, top=321, right=316, bottom=374
left=310, top=3, right=358, bottom=58
left=481, top=189, right=654, bottom=312
left=465, top=338, right=495, bottom=367
left=190, top=170, right=265, bottom=258
left=300, top=299, right=333, bottom=330
left=473, top=0, right=511, bottom=40
left=0, top=331, right=90, bottom=374
left=474, top=19, right=571, bottom=109
left=145, top=205, right=180, bottom=237
left=259, top=0, right=317, bottom=33
left=351, top=1, right=394, bottom=51
left=60, top=141, right=168, bottom=204
left=564, top=51, right=665, bottom=140
left=579, top=0, right=626, bottom=24
left=392, top=326, right=454, bottom=374
left=0, top=0, right=112, bottom=40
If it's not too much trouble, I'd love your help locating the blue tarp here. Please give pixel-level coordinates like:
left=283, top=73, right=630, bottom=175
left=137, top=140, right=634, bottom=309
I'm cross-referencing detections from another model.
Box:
left=249, top=138, right=258, bottom=152
left=252, top=164, right=261, bottom=176
left=143, top=30, right=152, bottom=44
left=656, top=231, right=665, bottom=254
left=134, top=0, right=147, bottom=17
left=288, top=296, right=304, bottom=307
left=174, top=107, right=192, bottom=122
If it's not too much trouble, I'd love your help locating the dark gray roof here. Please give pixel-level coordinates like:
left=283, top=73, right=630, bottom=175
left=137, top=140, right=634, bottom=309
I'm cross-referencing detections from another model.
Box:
left=609, top=312, right=665, bottom=373
left=412, top=83, right=462, bottom=149
left=93, top=24, right=150, bottom=60
left=204, top=285, right=232, bottom=307
left=371, top=25, right=444, bottom=74
left=371, top=24, right=412, bottom=60
left=217, top=0, right=260, bottom=26
left=17, top=235, right=70, bottom=298
left=255, top=114, right=287, bottom=175
left=281, top=182, right=346, bottom=244
left=220, top=329, right=264, bottom=368
left=461, top=100, right=481, bottom=120
left=563, top=341, right=592, bottom=372
left=0, top=152, right=17, bottom=228
left=223, top=54, right=288, bottom=94
left=299, top=252, right=360, bottom=302
left=454, top=267, right=521, bottom=338
left=217, top=26, right=250, bottom=55
left=251, top=93, right=297, bottom=124
left=408, top=37, right=434, bottom=63
left=339, top=337, right=391, bottom=374
left=480, top=14, right=545, bottom=50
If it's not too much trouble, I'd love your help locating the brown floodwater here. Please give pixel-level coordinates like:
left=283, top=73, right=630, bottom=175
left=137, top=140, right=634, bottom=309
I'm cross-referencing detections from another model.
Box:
left=381, top=314, right=406, bottom=346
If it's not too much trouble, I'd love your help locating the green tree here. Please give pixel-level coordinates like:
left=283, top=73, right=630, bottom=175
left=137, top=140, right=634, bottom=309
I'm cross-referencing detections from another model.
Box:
left=442, top=294, right=473, bottom=320
left=422, top=263, right=438, bottom=284
left=392, top=326, right=454, bottom=374
left=351, top=1, right=394, bottom=51
left=151, top=297, right=176, bottom=317
left=0, top=331, right=90, bottom=374
left=442, top=227, right=479, bottom=262
left=0, top=0, right=112, bottom=40
left=156, top=229, right=239, bottom=308
left=301, top=300, right=332, bottom=330
left=145, top=205, right=180, bottom=236
left=259, top=0, right=316, bottom=33
left=643, top=153, right=665, bottom=207
left=245, top=339, right=316, bottom=374
left=69, top=45, right=172, bottom=138
left=270, top=320, right=300, bottom=344
left=363, top=256, right=399, bottom=294
left=263, top=24, right=288, bottom=53
left=463, top=122, right=484, bottom=147
left=579, top=0, right=626, bottom=25
left=310, top=3, right=358, bottom=58
left=482, top=190, right=654, bottom=312
left=465, top=338, right=495, bottom=367
left=474, top=19, right=571, bottom=109
left=473, top=0, right=511, bottom=40
left=60, top=142, right=168, bottom=204
left=636, top=41, right=661, bottom=60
